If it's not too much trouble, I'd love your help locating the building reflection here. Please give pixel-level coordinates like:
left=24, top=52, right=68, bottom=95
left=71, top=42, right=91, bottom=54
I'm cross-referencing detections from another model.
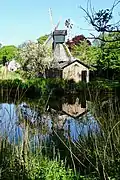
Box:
left=0, top=97, right=99, bottom=145
left=62, top=97, right=87, bottom=118
left=49, top=95, right=87, bottom=118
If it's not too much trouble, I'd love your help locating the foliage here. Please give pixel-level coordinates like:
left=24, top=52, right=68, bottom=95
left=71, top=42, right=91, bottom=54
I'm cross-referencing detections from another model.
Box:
left=0, top=78, right=120, bottom=179
left=68, top=32, right=120, bottom=76
left=80, top=1, right=120, bottom=79
left=0, top=78, right=119, bottom=102
left=27, top=154, right=76, bottom=180
left=71, top=40, right=98, bottom=66
left=66, top=35, right=91, bottom=51
left=0, top=45, right=18, bottom=63
left=18, top=41, right=53, bottom=78
left=66, top=32, right=120, bottom=73
left=37, top=35, right=49, bottom=44
left=0, top=139, right=89, bottom=180
left=66, top=34, right=98, bottom=67
left=96, top=32, right=120, bottom=70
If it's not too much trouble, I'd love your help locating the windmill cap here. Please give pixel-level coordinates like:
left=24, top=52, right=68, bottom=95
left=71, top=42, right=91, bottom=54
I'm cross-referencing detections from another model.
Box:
left=53, top=30, right=67, bottom=36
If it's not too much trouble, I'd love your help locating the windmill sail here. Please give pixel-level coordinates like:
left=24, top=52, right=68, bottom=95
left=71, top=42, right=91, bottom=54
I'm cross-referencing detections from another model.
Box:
left=43, top=33, right=52, bottom=47
left=43, top=17, right=61, bottom=47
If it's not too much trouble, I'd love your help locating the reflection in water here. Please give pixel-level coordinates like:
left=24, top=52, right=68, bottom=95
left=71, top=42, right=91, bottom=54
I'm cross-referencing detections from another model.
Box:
left=63, top=113, right=99, bottom=141
left=48, top=95, right=87, bottom=118
left=0, top=103, right=22, bottom=143
left=62, top=97, right=87, bottom=118
left=0, top=96, right=99, bottom=143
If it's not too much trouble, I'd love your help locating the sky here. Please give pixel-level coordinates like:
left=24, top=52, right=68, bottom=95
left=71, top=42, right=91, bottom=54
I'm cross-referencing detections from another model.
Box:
left=0, top=0, right=119, bottom=46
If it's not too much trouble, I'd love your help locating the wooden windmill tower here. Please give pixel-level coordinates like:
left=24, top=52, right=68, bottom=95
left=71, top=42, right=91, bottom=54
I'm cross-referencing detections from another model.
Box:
left=43, top=8, right=73, bottom=66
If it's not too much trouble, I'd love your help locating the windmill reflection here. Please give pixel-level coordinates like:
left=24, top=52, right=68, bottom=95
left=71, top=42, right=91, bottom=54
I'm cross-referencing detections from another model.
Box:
left=48, top=95, right=87, bottom=119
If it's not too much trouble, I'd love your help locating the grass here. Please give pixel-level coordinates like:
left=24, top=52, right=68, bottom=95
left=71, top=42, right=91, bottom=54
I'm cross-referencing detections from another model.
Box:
left=0, top=65, right=23, bottom=80
left=0, top=143, right=74, bottom=180
left=0, top=127, right=90, bottom=180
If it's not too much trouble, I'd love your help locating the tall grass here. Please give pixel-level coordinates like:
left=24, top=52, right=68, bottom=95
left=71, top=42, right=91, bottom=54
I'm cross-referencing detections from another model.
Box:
left=0, top=120, right=80, bottom=180
left=0, top=85, right=82, bottom=180
left=63, top=93, right=120, bottom=179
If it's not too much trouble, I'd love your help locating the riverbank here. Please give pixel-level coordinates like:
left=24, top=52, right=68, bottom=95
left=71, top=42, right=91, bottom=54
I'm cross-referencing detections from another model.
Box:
left=0, top=78, right=119, bottom=98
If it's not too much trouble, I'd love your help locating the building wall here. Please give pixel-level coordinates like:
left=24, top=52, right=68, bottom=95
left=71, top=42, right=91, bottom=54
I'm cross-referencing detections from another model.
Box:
left=62, top=61, right=89, bottom=83
left=45, top=68, right=62, bottom=78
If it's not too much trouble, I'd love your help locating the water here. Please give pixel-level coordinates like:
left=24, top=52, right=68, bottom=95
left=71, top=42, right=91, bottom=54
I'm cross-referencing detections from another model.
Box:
left=0, top=96, right=99, bottom=144
left=0, top=103, right=22, bottom=143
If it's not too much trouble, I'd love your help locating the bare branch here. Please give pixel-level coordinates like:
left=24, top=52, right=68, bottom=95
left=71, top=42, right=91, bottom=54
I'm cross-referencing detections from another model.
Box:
left=111, top=0, right=120, bottom=11
left=80, top=6, right=100, bottom=31
left=80, top=0, right=120, bottom=33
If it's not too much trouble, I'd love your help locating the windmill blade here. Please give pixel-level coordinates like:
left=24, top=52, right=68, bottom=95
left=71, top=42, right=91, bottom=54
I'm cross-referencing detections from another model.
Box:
left=43, top=33, right=52, bottom=46
left=43, top=18, right=61, bottom=47
left=43, top=8, right=54, bottom=47
left=54, top=17, right=61, bottom=31
left=43, top=8, right=61, bottom=47
left=43, top=33, right=53, bottom=46
left=49, top=8, right=61, bottom=31
left=49, top=8, right=54, bottom=32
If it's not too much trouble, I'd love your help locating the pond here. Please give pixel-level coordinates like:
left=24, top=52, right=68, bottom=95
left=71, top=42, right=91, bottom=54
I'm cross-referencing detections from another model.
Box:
left=1, top=91, right=119, bottom=171
left=0, top=95, right=100, bottom=145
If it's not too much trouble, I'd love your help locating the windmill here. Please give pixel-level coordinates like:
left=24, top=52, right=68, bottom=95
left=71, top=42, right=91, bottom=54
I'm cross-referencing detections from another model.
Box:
left=43, top=8, right=73, bottom=64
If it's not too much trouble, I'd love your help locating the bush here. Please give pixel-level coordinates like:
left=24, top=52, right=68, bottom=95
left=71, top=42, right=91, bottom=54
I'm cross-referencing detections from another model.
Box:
left=0, top=139, right=88, bottom=180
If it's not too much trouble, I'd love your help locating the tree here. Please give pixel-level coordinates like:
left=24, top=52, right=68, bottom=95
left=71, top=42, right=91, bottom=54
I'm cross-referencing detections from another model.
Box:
left=81, top=0, right=120, bottom=41
left=0, top=45, right=18, bottom=62
left=66, top=34, right=91, bottom=51
left=96, top=32, right=120, bottom=69
left=66, top=35, right=96, bottom=66
left=18, top=41, right=53, bottom=78
left=80, top=0, right=120, bottom=78
left=71, top=40, right=98, bottom=66
left=37, top=35, right=49, bottom=45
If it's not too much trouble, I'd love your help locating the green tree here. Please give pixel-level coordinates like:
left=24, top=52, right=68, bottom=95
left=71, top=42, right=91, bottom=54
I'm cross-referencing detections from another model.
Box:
left=96, top=32, right=120, bottom=70
left=69, top=32, right=120, bottom=74
left=71, top=40, right=98, bottom=66
left=0, top=45, right=18, bottom=62
left=37, top=35, right=49, bottom=44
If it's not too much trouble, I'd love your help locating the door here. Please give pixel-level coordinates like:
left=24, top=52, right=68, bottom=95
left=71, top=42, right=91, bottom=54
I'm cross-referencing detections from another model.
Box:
left=82, top=71, right=87, bottom=82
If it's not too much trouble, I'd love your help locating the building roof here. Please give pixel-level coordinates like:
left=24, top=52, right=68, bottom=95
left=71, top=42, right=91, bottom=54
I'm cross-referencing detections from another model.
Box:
left=52, top=59, right=89, bottom=70
left=53, top=30, right=67, bottom=36
left=61, top=59, right=90, bottom=69
left=54, top=43, right=70, bottom=63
